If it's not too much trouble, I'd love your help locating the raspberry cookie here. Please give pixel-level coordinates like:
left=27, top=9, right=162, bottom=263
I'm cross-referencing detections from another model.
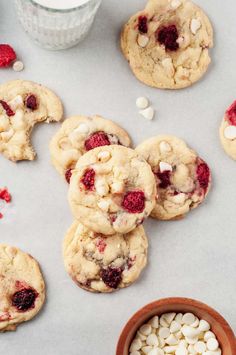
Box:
left=121, top=0, right=213, bottom=89
left=136, top=135, right=211, bottom=220
left=0, top=244, right=45, bottom=332
left=219, top=101, right=236, bottom=160
left=63, top=221, right=148, bottom=293
left=50, top=115, right=131, bottom=183
left=0, top=80, right=63, bottom=162
left=68, top=146, right=156, bottom=235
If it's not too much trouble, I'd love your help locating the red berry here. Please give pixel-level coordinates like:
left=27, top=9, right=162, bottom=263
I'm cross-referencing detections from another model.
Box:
left=25, top=94, right=38, bottom=110
left=81, top=168, right=95, bottom=191
left=12, top=288, right=38, bottom=312
left=156, top=170, right=171, bottom=189
left=96, top=238, right=107, bottom=253
left=84, top=131, right=110, bottom=151
left=226, top=100, right=236, bottom=126
left=0, top=100, right=15, bottom=117
left=138, top=16, right=148, bottom=34
left=65, top=168, right=72, bottom=184
left=196, top=160, right=210, bottom=192
left=0, top=188, right=11, bottom=203
left=100, top=267, right=123, bottom=289
left=157, top=25, right=179, bottom=51
left=0, top=213, right=3, bottom=219
left=0, top=44, right=16, bottom=67
left=122, top=191, right=145, bottom=214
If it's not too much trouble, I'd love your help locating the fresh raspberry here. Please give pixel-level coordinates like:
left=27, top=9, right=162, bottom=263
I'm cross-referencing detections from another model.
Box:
left=0, top=213, right=3, bottom=219
left=122, top=191, right=145, bottom=214
left=0, top=188, right=11, bottom=203
left=0, top=44, right=16, bottom=67
left=226, top=101, right=236, bottom=126
left=96, top=238, right=107, bottom=253
left=156, top=170, right=171, bottom=189
left=0, top=100, right=15, bottom=117
left=81, top=168, right=95, bottom=191
left=84, top=131, right=110, bottom=151
left=196, top=160, right=210, bottom=192
left=100, top=267, right=123, bottom=289
left=12, top=288, right=38, bottom=312
left=157, top=25, right=179, bottom=51
left=25, top=94, right=38, bottom=110
left=65, top=168, right=72, bottom=184
left=138, top=16, right=148, bottom=34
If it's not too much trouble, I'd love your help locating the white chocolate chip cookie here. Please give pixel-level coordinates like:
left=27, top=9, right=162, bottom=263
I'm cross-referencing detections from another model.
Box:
left=63, top=221, right=148, bottom=293
left=121, top=0, right=213, bottom=89
left=136, top=135, right=211, bottom=220
left=49, top=115, right=131, bottom=183
left=0, top=244, right=45, bottom=332
left=68, top=145, right=157, bottom=235
left=0, top=80, right=63, bottom=162
left=219, top=100, right=236, bottom=160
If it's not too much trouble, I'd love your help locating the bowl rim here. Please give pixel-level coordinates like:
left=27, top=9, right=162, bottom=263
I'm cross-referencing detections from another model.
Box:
left=116, top=297, right=236, bottom=355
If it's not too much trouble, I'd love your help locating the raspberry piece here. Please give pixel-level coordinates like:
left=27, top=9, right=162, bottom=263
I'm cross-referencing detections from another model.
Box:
left=156, top=170, right=171, bottom=189
left=12, top=288, right=38, bottom=312
left=0, top=44, right=16, bottom=67
left=138, top=16, right=148, bottom=34
left=196, top=160, right=210, bottom=192
left=0, top=100, right=15, bottom=116
left=81, top=168, right=95, bottom=191
left=84, top=131, right=110, bottom=151
left=65, top=168, right=72, bottom=184
left=157, top=25, right=179, bottom=51
left=0, top=213, right=3, bottom=219
left=101, top=267, right=123, bottom=289
left=122, top=191, right=145, bottom=214
left=96, top=238, right=107, bottom=253
left=0, top=188, right=11, bottom=203
left=226, top=101, right=236, bottom=126
left=25, top=94, right=38, bottom=110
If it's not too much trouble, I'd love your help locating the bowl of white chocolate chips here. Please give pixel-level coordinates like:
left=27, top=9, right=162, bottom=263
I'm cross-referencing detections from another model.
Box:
left=116, top=298, right=236, bottom=355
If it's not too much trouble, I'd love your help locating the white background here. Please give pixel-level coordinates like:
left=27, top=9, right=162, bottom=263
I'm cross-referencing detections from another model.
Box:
left=1, top=1, right=236, bottom=354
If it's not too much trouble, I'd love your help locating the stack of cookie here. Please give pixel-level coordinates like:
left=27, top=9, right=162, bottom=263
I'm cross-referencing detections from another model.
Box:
left=50, top=116, right=211, bottom=293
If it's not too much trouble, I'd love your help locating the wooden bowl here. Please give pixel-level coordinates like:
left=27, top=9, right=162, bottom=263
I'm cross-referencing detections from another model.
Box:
left=116, top=297, right=236, bottom=355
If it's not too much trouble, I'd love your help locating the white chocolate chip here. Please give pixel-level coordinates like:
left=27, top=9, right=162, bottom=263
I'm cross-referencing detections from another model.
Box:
left=190, top=19, right=201, bottom=35
left=8, top=95, right=24, bottom=110
left=137, top=331, right=147, bottom=341
left=176, top=348, right=188, bottom=355
left=75, top=123, right=90, bottom=134
left=169, top=193, right=186, bottom=205
left=141, top=346, right=152, bottom=354
left=0, top=128, right=14, bottom=142
left=111, top=181, right=124, bottom=194
left=198, top=320, right=210, bottom=332
left=162, top=313, right=176, bottom=324
left=175, top=313, right=184, bottom=324
left=146, top=333, right=159, bottom=346
left=204, top=331, right=216, bottom=342
left=160, top=316, right=169, bottom=327
left=182, top=313, right=196, bottom=325
left=139, top=324, right=152, bottom=336
left=162, top=58, right=175, bottom=77
left=163, top=345, right=178, bottom=353
left=224, top=125, right=236, bottom=140
left=130, top=352, right=140, bottom=355
left=159, top=162, right=172, bottom=172
left=182, top=325, right=200, bottom=338
left=129, top=338, right=142, bottom=352
left=159, top=141, right=172, bottom=154
left=97, top=199, right=110, bottom=211
left=166, top=334, right=178, bottom=345
left=206, top=338, right=219, bottom=351
left=191, top=318, right=200, bottom=328
left=13, top=60, right=24, bottom=72
left=95, top=179, right=109, bottom=197
left=139, top=107, right=155, bottom=121
left=171, top=0, right=181, bottom=9
left=136, top=96, right=149, bottom=110
left=159, top=327, right=170, bottom=339
left=170, top=320, right=181, bottom=333
left=149, top=316, right=159, bottom=328
left=97, top=150, right=111, bottom=162
left=194, top=341, right=207, bottom=353
left=137, top=34, right=149, bottom=47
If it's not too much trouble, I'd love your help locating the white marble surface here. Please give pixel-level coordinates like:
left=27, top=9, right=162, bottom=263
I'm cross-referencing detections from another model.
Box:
left=0, top=0, right=236, bottom=354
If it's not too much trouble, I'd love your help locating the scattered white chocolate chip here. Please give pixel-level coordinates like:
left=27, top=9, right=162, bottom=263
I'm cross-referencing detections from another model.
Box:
left=136, top=96, right=149, bottom=110
left=190, top=18, right=201, bottom=35
left=75, top=123, right=90, bottom=134
left=170, top=0, right=181, bottom=9
left=199, top=320, right=210, bottom=332
left=139, top=107, right=155, bottom=121
left=182, top=313, right=196, bottom=325
left=97, top=199, right=110, bottom=212
left=13, top=60, right=24, bottom=72
left=159, top=161, right=172, bottom=172
left=111, top=181, right=124, bottom=194
left=97, top=150, right=111, bottom=162
left=224, top=125, right=236, bottom=140
left=137, top=34, right=149, bottom=48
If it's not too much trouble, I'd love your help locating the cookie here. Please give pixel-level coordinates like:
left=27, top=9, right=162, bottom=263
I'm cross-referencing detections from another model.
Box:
left=63, top=221, right=148, bottom=293
left=68, top=145, right=156, bottom=235
left=49, top=115, right=131, bottom=183
left=121, top=0, right=213, bottom=89
left=136, top=135, right=211, bottom=220
left=0, top=80, right=63, bottom=162
left=0, top=244, right=45, bottom=332
left=219, top=100, right=236, bottom=160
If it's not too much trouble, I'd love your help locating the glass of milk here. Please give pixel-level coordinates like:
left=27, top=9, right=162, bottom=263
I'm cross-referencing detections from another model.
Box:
left=15, top=0, right=102, bottom=50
